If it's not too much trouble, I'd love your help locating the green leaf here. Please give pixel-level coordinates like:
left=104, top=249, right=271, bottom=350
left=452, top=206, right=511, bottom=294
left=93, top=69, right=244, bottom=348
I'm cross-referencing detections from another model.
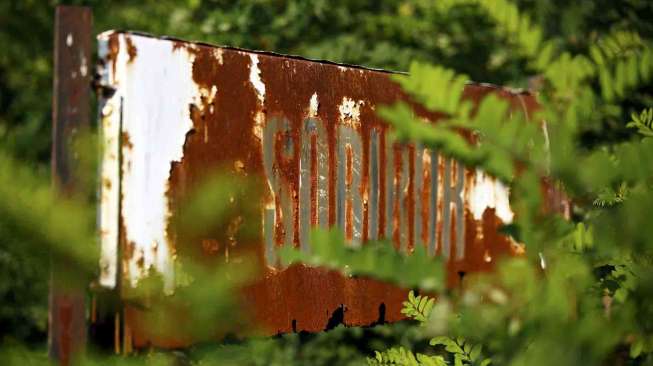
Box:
left=630, top=339, right=644, bottom=359
left=454, top=354, right=463, bottom=366
left=470, top=344, right=482, bottom=362
left=430, top=336, right=455, bottom=347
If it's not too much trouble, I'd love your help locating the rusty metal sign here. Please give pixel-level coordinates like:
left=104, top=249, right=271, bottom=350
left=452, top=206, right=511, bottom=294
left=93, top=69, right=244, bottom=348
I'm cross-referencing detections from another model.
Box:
left=96, top=31, right=562, bottom=348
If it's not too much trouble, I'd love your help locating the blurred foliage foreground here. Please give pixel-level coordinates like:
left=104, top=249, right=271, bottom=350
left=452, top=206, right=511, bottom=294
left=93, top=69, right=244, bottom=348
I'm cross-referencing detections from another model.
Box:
left=2, top=0, right=653, bottom=365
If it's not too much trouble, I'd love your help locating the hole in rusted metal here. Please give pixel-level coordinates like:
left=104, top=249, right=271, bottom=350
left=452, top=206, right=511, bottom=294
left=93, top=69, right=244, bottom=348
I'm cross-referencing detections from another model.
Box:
left=324, top=305, right=346, bottom=331
left=376, top=303, right=386, bottom=325
left=457, top=271, right=466, bottom=288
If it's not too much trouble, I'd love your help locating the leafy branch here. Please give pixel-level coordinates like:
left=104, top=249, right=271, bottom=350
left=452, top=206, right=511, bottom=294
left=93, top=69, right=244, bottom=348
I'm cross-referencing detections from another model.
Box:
left=627, top=108, right=653, bottom=137
left=279, top=229, right=445, bottom=292
left=402, top=290, right=436, bottom=324
left=368, top=347, right=447, bottom=366
left=429, top=337, right=491, bottom=366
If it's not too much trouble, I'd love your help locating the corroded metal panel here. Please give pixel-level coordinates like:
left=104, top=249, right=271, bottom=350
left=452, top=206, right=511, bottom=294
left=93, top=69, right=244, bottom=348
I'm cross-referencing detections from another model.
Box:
left=97, top=31, right=546, bottom=347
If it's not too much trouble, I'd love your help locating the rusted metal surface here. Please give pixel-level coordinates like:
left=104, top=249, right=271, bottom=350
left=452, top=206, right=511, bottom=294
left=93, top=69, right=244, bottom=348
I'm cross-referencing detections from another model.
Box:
left=50, top=5, right=92, bottom=365
left=96, top=31, right=556, bottom=348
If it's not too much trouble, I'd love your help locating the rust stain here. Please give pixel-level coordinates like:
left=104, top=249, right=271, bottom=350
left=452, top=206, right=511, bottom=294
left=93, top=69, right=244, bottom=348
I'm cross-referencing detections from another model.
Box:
left=114, top=36, right=554, bottom=348
left=171, top=41, right=187, bottom=53
left=119, top=209, right=132, bottom=295
left=167, top=44, right=265, bottom=268
left=125, top=35, right=137, bottom=63
left=121, top=131, right=133, bottom=150
left=107, top=33, right=120, bottom=78
left=407, top=144, right=415, bottom=252
left=136, top=250, right=145, bottom=270
left=202, top=239, right=221, bottom=255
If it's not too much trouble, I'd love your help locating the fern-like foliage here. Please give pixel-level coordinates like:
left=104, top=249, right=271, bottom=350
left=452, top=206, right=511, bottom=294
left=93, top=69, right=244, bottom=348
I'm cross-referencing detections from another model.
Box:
left=627, top=108, right=653, bottom=137
left=567, top=223, right=594, bottom=253
left=368, top=347, right=446, bottom=366
left=593, top=183, right=629, bottom=207
left=591, top=30, right=645, bottom=65
left=382, top=66, right=545, bottom=183
left=430, top=337, right=491, bottom=366
left=401, top=291, right=436, bottom=324
left=590, top=32, right=653, bottom=102
left=396, top=63, right=471, bottom=117
left=433, top=0, right=549, bottom=67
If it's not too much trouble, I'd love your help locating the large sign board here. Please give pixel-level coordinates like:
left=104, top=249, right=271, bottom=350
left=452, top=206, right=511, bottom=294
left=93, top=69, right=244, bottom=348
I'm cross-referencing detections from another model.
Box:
left=96, top=31, right=553, bottom=348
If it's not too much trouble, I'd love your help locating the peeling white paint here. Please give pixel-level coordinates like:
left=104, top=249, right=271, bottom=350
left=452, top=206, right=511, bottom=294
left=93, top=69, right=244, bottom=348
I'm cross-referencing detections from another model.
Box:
left=249, top=54, right=265, bottom=104
left=250, top=54, right=266, bottom=143
left=97, top=33, right=124, bottom=289
left=97, top=33, right=200, bottom=292
left=338, top=97, right=364, bottom=128
left=468, top=169, right=514, bottom=223
left=309, top=93, right=319, bottom=117
left=121, top=35, right=197, bottom=292
left=213, top=48, right=224, bottom=64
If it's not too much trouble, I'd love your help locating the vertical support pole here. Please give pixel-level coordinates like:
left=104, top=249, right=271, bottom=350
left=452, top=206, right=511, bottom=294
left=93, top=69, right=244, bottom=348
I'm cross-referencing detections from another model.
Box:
left=49, top=5, right=92, bottom=365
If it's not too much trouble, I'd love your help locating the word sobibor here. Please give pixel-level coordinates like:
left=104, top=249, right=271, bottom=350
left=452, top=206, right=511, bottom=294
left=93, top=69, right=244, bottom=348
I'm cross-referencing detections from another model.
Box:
left=261, top=116, right=469, bottom=266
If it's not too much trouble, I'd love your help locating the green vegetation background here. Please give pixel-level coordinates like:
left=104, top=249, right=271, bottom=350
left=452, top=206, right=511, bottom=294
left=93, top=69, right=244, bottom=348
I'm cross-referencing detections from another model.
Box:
left=1, top=1, right=653, bottom=365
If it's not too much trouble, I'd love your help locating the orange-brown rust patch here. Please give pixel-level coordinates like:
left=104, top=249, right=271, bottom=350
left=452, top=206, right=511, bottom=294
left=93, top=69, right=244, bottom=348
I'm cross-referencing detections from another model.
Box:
left=420, top=151, right=430, bottom=247
left=121, top=131, right=133, bottom=150
left=201, top=239, right=221, bottom=255
left=118, top=211, right=131, bottom=297
left=391, top=146, right=401, bottom=248
left=541, top=176, right=571, bottom=218
left=407, top=144, right=415, bottom=251
left=136, top=250, right=145, bottom=270
left=125, top=35, right=137, bottom=63
left=107, top=33, right=120, bottom=78
left=124, top=241, right=135, bottom=263
left=436, top=154, right=445, bottom=256
left=171, top=41, right=187, bottom=53
left=167, top=45, right=265, bottom=267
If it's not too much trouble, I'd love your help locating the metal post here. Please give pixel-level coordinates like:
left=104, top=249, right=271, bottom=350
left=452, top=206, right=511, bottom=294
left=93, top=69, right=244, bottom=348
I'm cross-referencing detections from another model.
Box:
left=49, top=5, right=92, bottom=365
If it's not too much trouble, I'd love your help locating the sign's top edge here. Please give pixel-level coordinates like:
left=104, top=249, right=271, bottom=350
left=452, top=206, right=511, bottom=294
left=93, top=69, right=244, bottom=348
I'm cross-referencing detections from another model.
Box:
left=97, top=30, right=405, bottom=75
left=97, top=30, right=533, bottom=96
